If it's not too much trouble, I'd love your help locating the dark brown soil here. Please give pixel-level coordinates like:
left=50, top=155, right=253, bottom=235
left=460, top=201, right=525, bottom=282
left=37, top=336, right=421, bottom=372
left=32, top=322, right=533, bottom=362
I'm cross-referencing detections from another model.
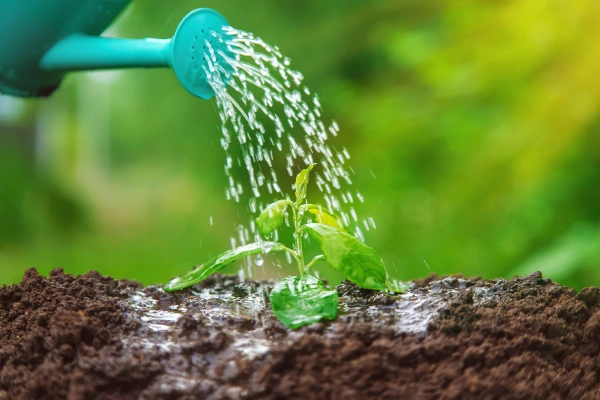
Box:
left=1, top=268, right=600, bottom=400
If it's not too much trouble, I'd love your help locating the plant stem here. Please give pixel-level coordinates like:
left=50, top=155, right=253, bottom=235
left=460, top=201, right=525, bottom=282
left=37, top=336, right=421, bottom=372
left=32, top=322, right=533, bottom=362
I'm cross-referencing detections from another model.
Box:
left=279, top=245, right=301, bottom=265
left=306, top=255, right=325, bottom=270
left=292, top=203, right=305, bottom=275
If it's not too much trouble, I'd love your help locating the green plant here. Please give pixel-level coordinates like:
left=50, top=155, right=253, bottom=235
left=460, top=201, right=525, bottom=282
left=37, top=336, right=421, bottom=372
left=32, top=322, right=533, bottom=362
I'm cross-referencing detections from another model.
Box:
left=164, top=164, right=406, bottom=328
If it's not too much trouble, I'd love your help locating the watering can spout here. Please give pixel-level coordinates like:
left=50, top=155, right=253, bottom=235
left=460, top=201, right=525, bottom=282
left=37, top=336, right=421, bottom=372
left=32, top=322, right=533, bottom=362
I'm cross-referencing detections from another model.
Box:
left=0, top=3, right=233, bottom=99
left=41, top=37, right=173, bottom=71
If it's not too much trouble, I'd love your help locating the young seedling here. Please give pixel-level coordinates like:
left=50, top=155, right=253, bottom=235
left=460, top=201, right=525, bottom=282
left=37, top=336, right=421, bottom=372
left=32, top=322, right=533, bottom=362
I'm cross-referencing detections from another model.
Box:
left=164, top=164, right=406, bottom=328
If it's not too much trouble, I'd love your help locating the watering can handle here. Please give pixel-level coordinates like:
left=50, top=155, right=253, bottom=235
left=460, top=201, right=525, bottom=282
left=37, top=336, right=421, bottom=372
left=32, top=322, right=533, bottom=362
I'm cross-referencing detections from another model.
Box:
left=41, top=35, right=172, bottom=71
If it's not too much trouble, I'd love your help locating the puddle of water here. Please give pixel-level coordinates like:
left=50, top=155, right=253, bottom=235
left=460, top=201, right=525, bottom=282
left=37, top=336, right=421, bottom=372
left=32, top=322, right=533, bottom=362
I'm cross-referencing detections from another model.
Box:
left=123, top=281, right=279, bottom=384
left=120, top=277, right=504, bottom=396
left=231, top=336, right=271, bottom=360
left=393, top=284, right=489, bottom=334
left=337, top=277, right=497, bottom=334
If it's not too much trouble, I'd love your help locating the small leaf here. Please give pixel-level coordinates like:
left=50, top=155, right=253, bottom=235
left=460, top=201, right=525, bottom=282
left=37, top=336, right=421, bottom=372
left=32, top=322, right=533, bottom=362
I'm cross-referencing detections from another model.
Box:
left=294, top=163, right=316, bottom=204
left=302, top=204, right=344, bottom=230
left=164, top=242, right=288, bottom=292
left=304, top=223, right=387, bottom=290
left=256, top=200, right=290, bottom=237
left=269, top=275, right=338, bottom=329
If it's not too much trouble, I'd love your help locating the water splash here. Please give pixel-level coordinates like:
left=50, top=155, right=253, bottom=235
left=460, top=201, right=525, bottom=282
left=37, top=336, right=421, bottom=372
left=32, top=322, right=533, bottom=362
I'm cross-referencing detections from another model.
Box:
left=199, top=27, right=373, bottom=253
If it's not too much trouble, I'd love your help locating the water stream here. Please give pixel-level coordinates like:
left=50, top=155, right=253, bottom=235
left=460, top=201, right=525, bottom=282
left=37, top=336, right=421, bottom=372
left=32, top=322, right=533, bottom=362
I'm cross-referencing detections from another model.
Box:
left=200, top=27, right=374, bottom=263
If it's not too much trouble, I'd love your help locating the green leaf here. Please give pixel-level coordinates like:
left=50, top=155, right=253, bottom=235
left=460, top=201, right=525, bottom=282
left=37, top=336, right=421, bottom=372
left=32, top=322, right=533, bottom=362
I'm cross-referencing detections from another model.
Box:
left=256, top=200, right=291, bottom=237
left=269, top=275, right=338, bottom=329
left=301, top=204, right=344, bottom=230
left=164, top=242, right=288, bottom=292
left=304, top=223, right=387, bottom=290
left=294, top=163, right=316, bottom=204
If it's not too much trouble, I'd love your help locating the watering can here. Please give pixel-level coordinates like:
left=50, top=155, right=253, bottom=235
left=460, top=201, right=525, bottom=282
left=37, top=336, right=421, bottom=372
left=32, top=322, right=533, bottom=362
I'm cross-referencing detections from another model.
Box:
left=0, top=1, right=233, bottom=99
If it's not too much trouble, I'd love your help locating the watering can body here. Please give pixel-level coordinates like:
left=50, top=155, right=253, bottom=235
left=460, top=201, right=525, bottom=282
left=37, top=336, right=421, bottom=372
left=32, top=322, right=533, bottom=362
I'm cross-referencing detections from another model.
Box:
left=0, top=0, right=131, bottom=97
left=0, top=0, right=233, bottom=99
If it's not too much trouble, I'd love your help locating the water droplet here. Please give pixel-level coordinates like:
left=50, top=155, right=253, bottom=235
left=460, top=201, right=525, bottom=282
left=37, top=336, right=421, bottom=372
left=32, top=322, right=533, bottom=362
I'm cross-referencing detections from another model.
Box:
left=255, top=255, right=264, bottom=266
left=262, top=242, right=274, bottom=253
left=355, top=226, right=365, bottom=242
left=363, top=219, right=370, bottom=231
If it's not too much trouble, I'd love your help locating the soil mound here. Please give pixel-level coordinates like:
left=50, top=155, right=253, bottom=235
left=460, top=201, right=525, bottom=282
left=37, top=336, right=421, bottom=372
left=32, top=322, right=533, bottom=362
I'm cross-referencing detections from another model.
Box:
left=1, top=268, right=599, bottom=399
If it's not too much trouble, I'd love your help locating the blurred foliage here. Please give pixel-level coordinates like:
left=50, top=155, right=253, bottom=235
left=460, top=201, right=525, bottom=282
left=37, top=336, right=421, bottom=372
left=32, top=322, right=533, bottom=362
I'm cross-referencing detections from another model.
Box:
left=1, top=0, right=599, bottom=290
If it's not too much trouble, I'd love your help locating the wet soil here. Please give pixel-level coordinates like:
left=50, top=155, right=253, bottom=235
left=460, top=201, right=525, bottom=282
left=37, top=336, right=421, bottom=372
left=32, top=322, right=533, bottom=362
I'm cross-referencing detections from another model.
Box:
left=2, top=268, right=600, bottom=399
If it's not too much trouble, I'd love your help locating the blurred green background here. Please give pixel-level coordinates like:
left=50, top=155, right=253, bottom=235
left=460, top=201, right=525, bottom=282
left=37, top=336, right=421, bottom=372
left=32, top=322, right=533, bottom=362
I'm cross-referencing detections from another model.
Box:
left=1, top=0, right=599, bottom=290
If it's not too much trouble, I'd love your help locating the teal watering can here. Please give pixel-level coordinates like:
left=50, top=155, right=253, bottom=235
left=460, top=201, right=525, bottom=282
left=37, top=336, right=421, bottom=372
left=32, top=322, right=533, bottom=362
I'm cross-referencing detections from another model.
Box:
left=0, top=1, right=233, bottom=99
